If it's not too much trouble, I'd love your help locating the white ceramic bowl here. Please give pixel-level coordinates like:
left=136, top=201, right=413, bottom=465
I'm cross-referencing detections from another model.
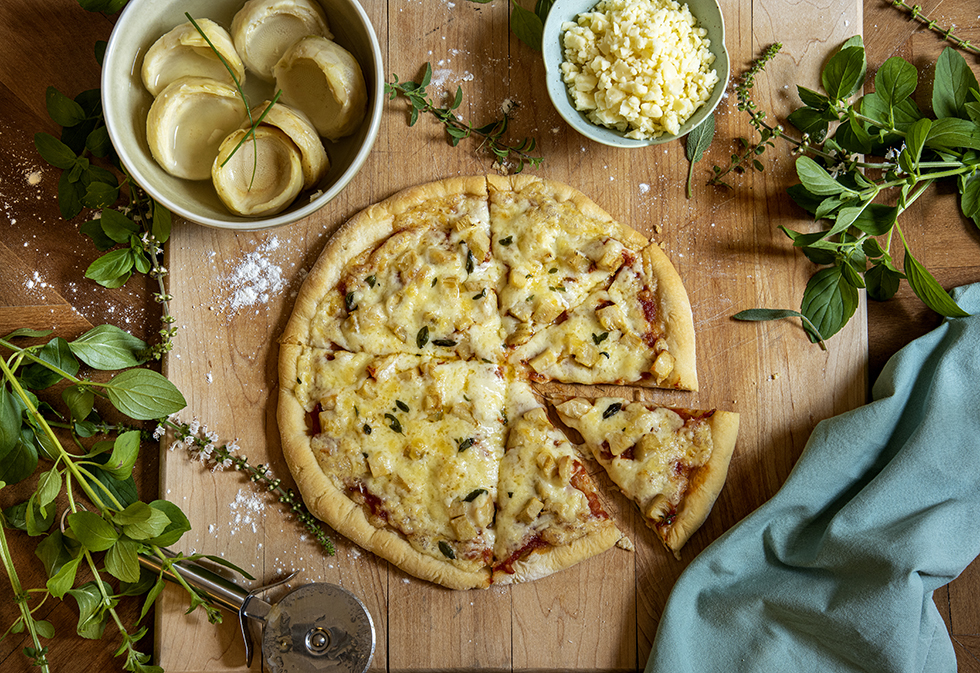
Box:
left=102, top=0, right=383, bottom=230
left=543, top=0, right=729, bottom=147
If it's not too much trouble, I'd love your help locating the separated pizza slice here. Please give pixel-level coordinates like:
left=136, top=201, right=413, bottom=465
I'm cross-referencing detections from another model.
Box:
left=281, top=176, right=504, bottom=362
left=279, top=344, right=513, bottom=589
left=554, top=397, right=738, bottom=558
left=487, top=174, right=649, bottom=347
left=511, top=241, right=698, bottom=390
left=492, top=405, right=623, bottom=585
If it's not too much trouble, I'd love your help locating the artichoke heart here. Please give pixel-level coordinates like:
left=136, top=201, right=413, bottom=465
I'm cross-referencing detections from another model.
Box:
left=141, top=19, right=245, bottom=98
left=212, top=126, right=304, bottom=217
left=274, top=35, right=368, bottom=141
left=146, top=77, right=247, bottom=181
left=247, top=101, right=328, bottom=190
left=231, top=0, right=332, bottom=82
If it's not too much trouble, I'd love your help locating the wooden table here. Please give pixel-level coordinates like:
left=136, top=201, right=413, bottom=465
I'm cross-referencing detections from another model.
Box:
left=1, top=0, right=979, bottom=671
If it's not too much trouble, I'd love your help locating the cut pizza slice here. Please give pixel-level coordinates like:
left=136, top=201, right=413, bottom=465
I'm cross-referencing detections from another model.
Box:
left=281, top=176, right=504, bottom=362
left=554, top=397, right=738, bottom=558
left=279, top=344, right=512, bottom=589
left=511, top=241, right=698, bottom=390
left=492, top=405, right=623, bottom=585
left=487, top=174, right=649, bottom=347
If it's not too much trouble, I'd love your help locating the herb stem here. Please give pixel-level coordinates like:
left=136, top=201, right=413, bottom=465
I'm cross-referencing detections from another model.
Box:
left=0, top=511, right=51, bottom=673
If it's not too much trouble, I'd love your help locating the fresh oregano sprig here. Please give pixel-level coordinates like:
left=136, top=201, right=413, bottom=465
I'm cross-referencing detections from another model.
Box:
left=386, top=63, right=543, bottom=174
left=466, top=0, right=553, bottom=51
left=724, top=36, right=978, bottom=344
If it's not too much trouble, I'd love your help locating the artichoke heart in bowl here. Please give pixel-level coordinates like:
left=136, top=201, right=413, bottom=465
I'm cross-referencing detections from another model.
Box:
left=141, top=18, right=246, bottom=98
left=146, top=77, right=247, bottom=180
left=247, top=101, right=328, bottom=190
left=274, top=35, right=367, bottom=141
left=212, top=126, right=304, bottom=217
left=232, top=0, right=332, bottom=81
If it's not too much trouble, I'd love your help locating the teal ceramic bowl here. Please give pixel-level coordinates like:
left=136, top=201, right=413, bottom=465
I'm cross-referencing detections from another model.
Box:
left=543, top=0, right=729, bottom=147
left=101, top=0, right=383, bottom=230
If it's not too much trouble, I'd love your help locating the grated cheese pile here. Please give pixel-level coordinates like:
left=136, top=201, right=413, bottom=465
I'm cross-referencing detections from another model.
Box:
left=560, top=0, right=718, bottom=139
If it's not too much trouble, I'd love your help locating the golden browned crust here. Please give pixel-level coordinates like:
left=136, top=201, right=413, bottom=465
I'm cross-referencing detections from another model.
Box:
left=277, top=343, right=491, bottom=590
left=492, top=519, right=622, bottom=585
left=280, top=175, right=489, bottom=346
left=658, top=410, right=739, bottom=558
left=639, top=241, right=698, bottom=391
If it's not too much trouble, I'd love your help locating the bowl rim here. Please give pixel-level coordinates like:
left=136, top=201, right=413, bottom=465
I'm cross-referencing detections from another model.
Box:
left=542, top=0, right=730, bottom=147
left=101, top=0, right=384, bottom=231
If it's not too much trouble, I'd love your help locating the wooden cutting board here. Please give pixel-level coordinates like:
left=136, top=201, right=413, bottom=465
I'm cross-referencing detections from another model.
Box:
left=156, top=0, right=866, bottom=670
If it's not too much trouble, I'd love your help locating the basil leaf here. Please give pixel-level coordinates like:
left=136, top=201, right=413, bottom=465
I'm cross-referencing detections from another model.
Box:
left=144, top=500, right=191, bottom=547
left=105, top=538, right=142, bottom=583
left=138, top=576, right=166, bottom=625
left=19, top=337, right=79, bottom=389
left=851, top=204, right=899, bottom=236
left=932, top=47, right=980, bottom=120
left=865, top=262, right=902, bottom=302
left=152, top=200, right=172, bottom=244
left=87, top=461, right=139, bottom=509
left=80, top=218, right=116, bottom=251
left=122, top=508, right=171, bottom=541
left=34, top=132, right=78, bottom=170
left=103, top=430, right=141, bottom=481
left=69, top=324, right=149, bottom=370
left=35, top=468, right=62, bottom=518
left=875, top=56, right=917, bottom=109
left=103, top=369, right=186, bottom=420
left=924, top=117, right=980, bottom=151
left=99, top=208, right=139, bottom=243
left=795, top=156, right=855, bottom=196
left=47, top=556, right=82, bottom=599
left=67, top=581, right=113, bottom=640
left=797, top=85, right=830, bottom=110
left=68, top=511, right=119, bottom=552
left=787, top=107, right=831, bottom=142
left=45, top=86, right=86, bottom=127
left=81, top=179, right=118, bottom=210
left=0, top=428, right=39, bottom=485
left=25, top=490, right=56, bottom=536
left=35, top=530, right=77, bottom=579
left=85, top=248, right=134, bottom=288
left=511, top=2, right=544, bottom=51
left=903, top=248, right=970, bottom=318
left=801, top=266, right=859, bottom=341
left=961, top=174, right=980, bottom=219
left=62, top=385, right=95, bottom=421
left=902, top=117, right=932, bottom=172
left=821, top=44, right=866, bottom=103
left=0, top=385, right=20, bottom=456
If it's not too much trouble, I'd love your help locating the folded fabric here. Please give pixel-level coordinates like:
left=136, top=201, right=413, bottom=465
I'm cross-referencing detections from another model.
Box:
left=646, top=283, right=980, bottom=673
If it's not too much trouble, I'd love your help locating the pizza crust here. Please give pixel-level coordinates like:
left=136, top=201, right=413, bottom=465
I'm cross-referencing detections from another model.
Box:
left=492, top=520, right=622, bottom=585
left=639, top=242, right=698, bottom=391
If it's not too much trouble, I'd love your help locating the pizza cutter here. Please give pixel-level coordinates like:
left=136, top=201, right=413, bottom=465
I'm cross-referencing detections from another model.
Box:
left=138, top=549, right=375, bottom=673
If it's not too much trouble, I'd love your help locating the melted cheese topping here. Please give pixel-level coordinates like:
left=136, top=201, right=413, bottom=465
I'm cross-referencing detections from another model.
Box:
left=494, top=407, right=606, bottom=567
left=489, top=181, right=631, bottom=343
left=297, top=351, right=508, bottom=570
left=308, top=194, right=504, bottom=361
left=556, top=397, right=712, bottom=522
left=511, top=260, right=672, bottom=385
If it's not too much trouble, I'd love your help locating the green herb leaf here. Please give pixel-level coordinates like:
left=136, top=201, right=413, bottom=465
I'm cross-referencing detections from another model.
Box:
left=732, top=308, right=829, bottom=350
left=35, top=132, right=78, bottom=170
left=62, top=385, right=95, bottom=421
left=416, top=325, right=429, bottom=348
left=105, top=538, right=142, bottom=583
left=800, top=266, right=859, bottom=341
left=932, top=47, right=980, bottom=120
left=69, top=324, right=149, bottom=370
left=0, top=428, right=40, bottom=485
left=0, top=385, right=20, bottom=457
left=67, top=580, right=113, bottom=639
left=67, top=510, right=119, bottom=552
left=684, top=114, right=715, bottom=199
left=85, top=248, right=134, bottom=288
left=821, top=43, right=866, bottom=103
left=35, top=530, right=77, bottom=579
left=99, top=208, right=140, bottom=243
left=602, top=402, right=622, bottom=419
left=35, top=467, right=62, bottom=518
left=510, top=2, right=544, bottom=50
left=865, top=262, right=903, bottom=301
left=438, top=540, right=457, bottom=559
left=463, top=488, right=488, bottom=502
left=45, top=86, right=86, bottom=127
left=924, top=117, right=980, bottom=151
left=103, top=430, right=141, bottom=481
left=795, top=156, right=856, bottom=196
left=152, top=200, right=172, bottom=244
left=875, top=56, right=917, bottom=109
left=903, top=247, right=971, bottom=318
left=385, top=413, right=403, bottom=434
left=103, top=369, right=186, bottom=420
left=143, top=500, right=191, bottom=547
left=19, top=337, right=79, bottom=389
left=46, top=556, right=83, bottom=599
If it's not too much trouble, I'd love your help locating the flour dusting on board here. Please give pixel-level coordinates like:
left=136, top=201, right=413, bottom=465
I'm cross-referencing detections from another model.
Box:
left=217, top=237, right=287, bottom=314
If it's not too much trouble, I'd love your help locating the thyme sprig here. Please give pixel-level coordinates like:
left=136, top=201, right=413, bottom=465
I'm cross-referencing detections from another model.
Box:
left=386, top=63, right=543, bottom=174
left=163, top=418, right=336, bottom=555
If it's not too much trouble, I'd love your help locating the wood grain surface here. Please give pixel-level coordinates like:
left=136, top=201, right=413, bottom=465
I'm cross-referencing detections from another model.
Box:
left=0, top=1, right=978, bottom=672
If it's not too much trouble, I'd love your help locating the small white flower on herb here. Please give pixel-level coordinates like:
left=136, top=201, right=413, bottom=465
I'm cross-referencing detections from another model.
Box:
left=153, top=425, right=166, bottom=440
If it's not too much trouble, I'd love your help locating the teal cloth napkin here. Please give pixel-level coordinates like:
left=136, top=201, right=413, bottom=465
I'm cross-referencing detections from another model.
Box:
left=646, top=283, right=980, bottom=673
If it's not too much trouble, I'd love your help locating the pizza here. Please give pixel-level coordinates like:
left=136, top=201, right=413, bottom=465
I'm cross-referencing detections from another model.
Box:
left=278, top=175, right=736, bottom=589
left=555, top=397, right=739, bottom=558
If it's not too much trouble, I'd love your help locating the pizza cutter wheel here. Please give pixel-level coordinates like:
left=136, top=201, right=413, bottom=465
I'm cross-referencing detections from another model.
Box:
left=139, top=550, right=375, bottom=673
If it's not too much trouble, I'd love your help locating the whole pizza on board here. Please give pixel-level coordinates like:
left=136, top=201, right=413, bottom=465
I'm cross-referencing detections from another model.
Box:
left=277, top=175, right=739, bottom=590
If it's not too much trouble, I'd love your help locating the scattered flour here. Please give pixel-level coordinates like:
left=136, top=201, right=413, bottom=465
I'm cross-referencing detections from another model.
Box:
left=219, top=237, right=286, bottom=313
left=229, top=488, right=265, bottom=535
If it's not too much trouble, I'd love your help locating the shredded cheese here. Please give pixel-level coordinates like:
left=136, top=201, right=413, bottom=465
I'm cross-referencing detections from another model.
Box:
left=560, top=0, right=718, bottom=138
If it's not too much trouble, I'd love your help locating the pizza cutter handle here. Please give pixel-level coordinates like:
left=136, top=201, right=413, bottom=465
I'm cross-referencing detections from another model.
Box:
left=137, top=549, right=293, bottom=667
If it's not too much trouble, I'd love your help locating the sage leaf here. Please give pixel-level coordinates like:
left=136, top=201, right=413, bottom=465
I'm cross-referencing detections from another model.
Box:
left=685, top=114, right=715, bottom=198
left=69, top=324, right=149, bottom=370
left=903, top=248, right=970, bottom=318
left=821, top=43, right=866, bottom=103
left=103, top=369, right=187, bottom=420
left=795, top=156, right=855, bottom=196
left=105, top=538, right=142, bottom=583
left=801, top=266, right=859, bottom=341
left=875, top=56, right=917, bottom=108
left=732, top=308, right=828, bottom=349
left=932, top=47, right=980, bottom=120
left=68, top=510, right=119, bottom=552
